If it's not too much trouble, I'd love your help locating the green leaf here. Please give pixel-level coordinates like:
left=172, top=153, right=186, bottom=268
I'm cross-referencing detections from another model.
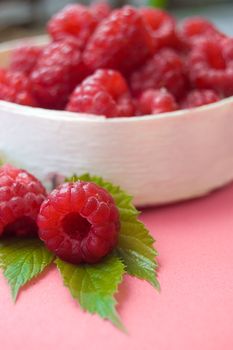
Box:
left=0, top=238, right=54, bottom=300
left=66, top=174, right=160, bottom=290
left=56, top=255, right=125, bottom=330
left=148, top=0, right=168, bottom=8
left=117, top=219, right=160, bottom=290
left=66, top=173, right=139, bottom=220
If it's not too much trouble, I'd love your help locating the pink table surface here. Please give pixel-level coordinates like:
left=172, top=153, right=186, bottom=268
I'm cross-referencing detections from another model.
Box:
left=0, top=183, right=233, bottom=350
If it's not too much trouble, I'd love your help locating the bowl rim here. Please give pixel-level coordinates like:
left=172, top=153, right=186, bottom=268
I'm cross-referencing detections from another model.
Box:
left=0, top=96, right=233, bottom=124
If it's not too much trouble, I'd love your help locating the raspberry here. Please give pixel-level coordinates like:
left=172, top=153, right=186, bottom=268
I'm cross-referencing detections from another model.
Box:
left=0, top=164, right=47, bottom=237
left=67, top=69, right=134, bottom=117
left=83, top=6, right=154, bottom=73
left=37, top=181, right=120, bottom=264
left=188, top=38, right=233, bottom=96
left=47, top=4, right=97, bottom=49
left=181, top=89, right=220, bottom=109
left=129, top=48, right=188, bottom=99
left=67, top=83, right=118, bottom=117
left=0, top=71, right=37, bottom=107
left=0, top=68, right=6, bottom=81
left=140, top=7, right=176, bottom=49
left=10, top=45, right=42, bottom=75
left=30, top=38, right=89, bottom=109
left=91, top=2, right=112, bottom=22
left=86, top=69, right=129, bottom=97
left=177, top=17, right=224, bottom=50
left=138, top=88, right=178, bottom=115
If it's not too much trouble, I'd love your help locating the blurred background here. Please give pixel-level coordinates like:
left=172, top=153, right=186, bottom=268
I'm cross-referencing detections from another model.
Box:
left=0, top=0, right=232, bottom=42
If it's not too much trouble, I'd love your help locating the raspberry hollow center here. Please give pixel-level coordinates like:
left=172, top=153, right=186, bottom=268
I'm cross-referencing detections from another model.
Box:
left=61, top=212, right=91, bottom=240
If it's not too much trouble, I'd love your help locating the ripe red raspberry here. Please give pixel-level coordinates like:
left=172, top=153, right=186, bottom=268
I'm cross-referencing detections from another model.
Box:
left=140, top=7, right=176, bottom=49
left=177, top=17, right=224, bottom=50
left=90, top=2, right=112, bottom=22
left=30, top=38, right=89, bottom=109
left=10, top=45, right=42, bottom=75
left=0, top=70, right=37, bottom=107
left=83, top=6, right=154, bottom=73
left=0, top=68, right=6, bottom=81
left=67, top=83, right=118, bottom=117
left=38, top=181, right=120, bottom=264
left=88, top=69, right=134, bottom=116
left=0, top=164, right=47, bottom=237
left=67, top=69, right=134, bottom=117
left=129, top=48, right=188, bottom=99
left=181, top=89, right=220, bottom=109
left=47, top=4, right=97, bottom=49
left=138, top=88, right=178, bottom=115
left=188, top=38, right=233, bottom=96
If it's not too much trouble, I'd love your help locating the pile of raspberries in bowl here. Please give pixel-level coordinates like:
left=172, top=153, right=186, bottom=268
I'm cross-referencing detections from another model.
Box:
left=0, top=3, right=233, bottom=118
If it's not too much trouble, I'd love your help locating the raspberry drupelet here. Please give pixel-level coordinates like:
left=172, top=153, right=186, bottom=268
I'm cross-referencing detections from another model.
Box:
left=37, top=181, right=120, bottom=264
left=188, top=37, right=233, bottom=96
left=10, top=45, right=42, bottom=75
left=67, top=69, right=134, bottom=117
left=47, top=4, right=98, bottom=49
left=140, top=7, right=177, bottom=49
left=83, top=6, right=154, bottom=73
left=177, top=17, right=224, bottom=50
left=0, top=70, right=37, bottom=107
left=0, top=164, right=47, bottom=237
left=90, top=1, right=112, bottom=22
left=30, top=38, right=89, bottom=109
left=138, top=88, right=178, bottom=115
left=181, top=89, right=220, bottom=109
left=129, top=48, right=188, bottom=100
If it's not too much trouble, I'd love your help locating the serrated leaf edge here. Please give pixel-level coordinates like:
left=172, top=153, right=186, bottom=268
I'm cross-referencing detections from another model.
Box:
left=55, top=256, right=127, bottom=331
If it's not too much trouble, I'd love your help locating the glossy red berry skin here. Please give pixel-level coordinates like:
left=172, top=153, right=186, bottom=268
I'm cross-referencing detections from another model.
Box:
left=67, top=83, right=118, bottom=117
left=30, top=38, right=89, bottom=109
left=10, top=45, right=42, bottom=75
left=129, top=48, right=188, bottom=100
left=47, top=4, right=97, bottom=49
left=0, top=164, right=47, bottom=237
left=181, top=89, right=220, bottom=109
left=90, top=2, right=112, bottom=22
left=138, top=88, right=178, bottom=115
left=140, top=7, right=176, bottom=49
left=188, top=38, right=233, bottom=96
left=177, top=17, right=224, bottom=50
left=38, top=181, right=120, bottom=264
left=83, top=6, right=154, bottom=73
left=67, top=69, right=134, bottom=117
left=0, top=70, right=37, bottom=107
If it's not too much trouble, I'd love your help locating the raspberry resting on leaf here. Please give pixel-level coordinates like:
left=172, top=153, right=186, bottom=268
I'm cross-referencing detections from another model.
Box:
left=0, top=164, right=47, bottom=238
left=38, top=181, right=120, bottom=264
left=83, top=6, right=154, bottom=73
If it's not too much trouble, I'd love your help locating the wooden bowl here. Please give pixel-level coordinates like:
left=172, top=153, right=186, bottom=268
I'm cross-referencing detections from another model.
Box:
left=0, top=37, right=233, bottom=206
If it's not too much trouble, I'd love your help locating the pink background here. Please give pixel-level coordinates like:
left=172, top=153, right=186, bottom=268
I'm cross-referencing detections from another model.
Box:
left=0, top=183, right=233, bottom=350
